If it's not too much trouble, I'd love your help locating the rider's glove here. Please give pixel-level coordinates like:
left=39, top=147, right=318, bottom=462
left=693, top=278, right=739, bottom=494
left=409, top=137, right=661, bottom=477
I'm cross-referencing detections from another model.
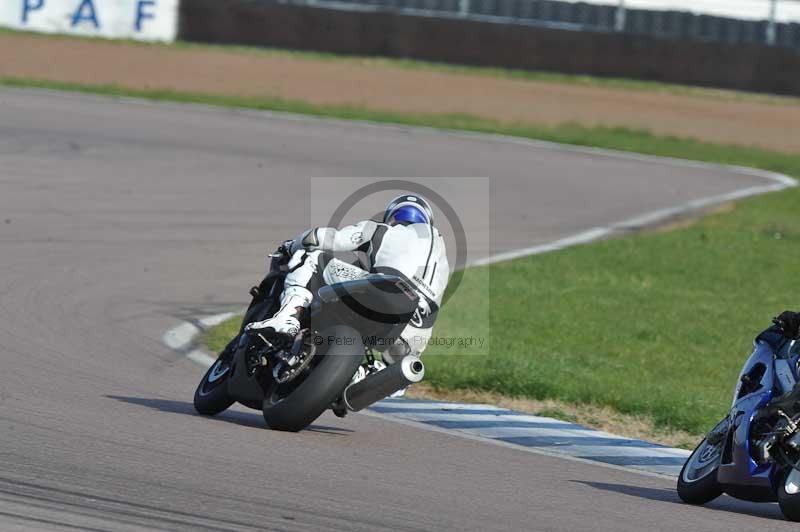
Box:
left=773, top=311, right=800, bottom=339
left=278, top=239, right=295, bottom=257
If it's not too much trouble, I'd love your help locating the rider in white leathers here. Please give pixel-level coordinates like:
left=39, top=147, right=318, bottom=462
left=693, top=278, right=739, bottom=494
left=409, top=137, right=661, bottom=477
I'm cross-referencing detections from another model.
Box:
left=246, top=194, right=449, bottom=362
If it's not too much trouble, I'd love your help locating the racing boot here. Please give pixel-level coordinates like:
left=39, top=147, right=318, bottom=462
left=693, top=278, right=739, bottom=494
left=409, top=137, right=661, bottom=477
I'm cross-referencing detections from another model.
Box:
left=244, top=285, right=311, bottom=338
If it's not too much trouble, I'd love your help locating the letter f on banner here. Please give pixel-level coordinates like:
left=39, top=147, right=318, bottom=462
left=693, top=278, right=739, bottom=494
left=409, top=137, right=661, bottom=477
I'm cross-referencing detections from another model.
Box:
left=135, top=0, right=156, bottom=32
left=71, top=0, right=100, bottom=28
left=22, top=0, right=45, bottom=23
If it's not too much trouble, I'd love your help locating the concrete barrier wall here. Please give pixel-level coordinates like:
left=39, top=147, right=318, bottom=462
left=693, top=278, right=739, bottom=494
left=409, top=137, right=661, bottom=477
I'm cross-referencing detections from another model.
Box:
left=179, top=0, right=800, bottom=95
left=277, top=0, right=800, bottom=50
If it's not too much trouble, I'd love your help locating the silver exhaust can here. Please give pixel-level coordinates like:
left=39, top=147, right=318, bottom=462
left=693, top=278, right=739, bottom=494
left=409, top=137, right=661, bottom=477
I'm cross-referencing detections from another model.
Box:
left=343, top=356, right=425, bottom=412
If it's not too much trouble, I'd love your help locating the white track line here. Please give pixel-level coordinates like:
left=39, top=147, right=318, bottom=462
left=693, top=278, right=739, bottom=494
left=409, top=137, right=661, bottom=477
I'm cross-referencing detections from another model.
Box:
left=471, top=170, right=794, bottom=267
left=162, top=322, right=200, bottom=352
left=198, top=312, right=237, bottom=328
left=162, top=312, right=239, bottom=362
left=186, top=349, right=218, bottom=367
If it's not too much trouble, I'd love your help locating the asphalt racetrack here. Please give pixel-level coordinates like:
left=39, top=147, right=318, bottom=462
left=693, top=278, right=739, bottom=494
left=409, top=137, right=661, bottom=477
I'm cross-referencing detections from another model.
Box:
left=0, top=88, right=795, bottom=531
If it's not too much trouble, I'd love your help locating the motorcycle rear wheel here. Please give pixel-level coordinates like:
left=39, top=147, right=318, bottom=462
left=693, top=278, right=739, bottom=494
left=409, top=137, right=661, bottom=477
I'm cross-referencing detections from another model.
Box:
left=262, top=325, right=363, bottom=432
left=677, top=437, right=723, bottom=505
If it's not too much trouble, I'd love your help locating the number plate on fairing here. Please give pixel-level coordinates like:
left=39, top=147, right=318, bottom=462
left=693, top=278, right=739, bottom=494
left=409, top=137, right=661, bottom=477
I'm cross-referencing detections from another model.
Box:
left=776, top=359, right=798, bottom=395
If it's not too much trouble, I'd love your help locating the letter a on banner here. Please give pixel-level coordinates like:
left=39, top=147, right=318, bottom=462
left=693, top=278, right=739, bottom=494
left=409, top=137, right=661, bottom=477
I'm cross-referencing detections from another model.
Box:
left=71, top=0, right=100, bottom=28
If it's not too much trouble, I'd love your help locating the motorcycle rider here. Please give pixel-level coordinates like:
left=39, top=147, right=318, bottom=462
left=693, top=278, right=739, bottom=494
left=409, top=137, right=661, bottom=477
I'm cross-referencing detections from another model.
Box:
left=245, top=194, right=449, bottom=363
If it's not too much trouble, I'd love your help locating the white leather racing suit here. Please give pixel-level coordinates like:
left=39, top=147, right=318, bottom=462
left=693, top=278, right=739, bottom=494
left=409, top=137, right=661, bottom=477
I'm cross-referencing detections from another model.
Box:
left=279, top=220, right=449, bottom=359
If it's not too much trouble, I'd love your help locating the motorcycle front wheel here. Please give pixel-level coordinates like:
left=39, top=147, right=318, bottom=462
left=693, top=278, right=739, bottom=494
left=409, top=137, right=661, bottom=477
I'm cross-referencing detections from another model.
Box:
left=677, top=435, right=724, bottom=505
left=778, top=468, right=800, bottom=521
left=193, top=356, right=236, bottom=416
left=262, top=325, right=363, bottom=432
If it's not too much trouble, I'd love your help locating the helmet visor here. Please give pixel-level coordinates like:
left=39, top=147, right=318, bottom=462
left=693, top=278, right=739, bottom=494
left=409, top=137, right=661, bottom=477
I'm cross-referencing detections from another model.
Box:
left=387, top=205, right=429, bottom=225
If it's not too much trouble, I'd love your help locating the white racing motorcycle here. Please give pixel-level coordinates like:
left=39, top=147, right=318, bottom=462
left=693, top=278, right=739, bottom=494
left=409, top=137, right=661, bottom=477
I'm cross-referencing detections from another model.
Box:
left=193, top=250, right=424, bottom=431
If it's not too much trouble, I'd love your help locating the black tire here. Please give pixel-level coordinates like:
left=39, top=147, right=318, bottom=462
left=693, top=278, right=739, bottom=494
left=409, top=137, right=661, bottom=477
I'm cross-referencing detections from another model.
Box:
left=677, top=437, right=724, bottom=505
left=262, top=325, right=363, bottom=432
left=193, top=357, right=235, bottom=416
left=778, top=468, right=800, bottom=521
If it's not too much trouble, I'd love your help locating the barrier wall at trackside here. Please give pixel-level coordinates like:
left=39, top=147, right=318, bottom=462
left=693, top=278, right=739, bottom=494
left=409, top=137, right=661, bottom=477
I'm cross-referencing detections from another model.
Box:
left=0, top=0, right=179, bottom=41
left=178, top=0, right=800, bottom=95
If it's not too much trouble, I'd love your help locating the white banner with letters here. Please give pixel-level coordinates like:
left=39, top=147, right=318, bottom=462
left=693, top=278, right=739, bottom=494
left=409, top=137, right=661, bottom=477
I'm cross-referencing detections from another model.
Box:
left=0, top=0, right=179, bottom=42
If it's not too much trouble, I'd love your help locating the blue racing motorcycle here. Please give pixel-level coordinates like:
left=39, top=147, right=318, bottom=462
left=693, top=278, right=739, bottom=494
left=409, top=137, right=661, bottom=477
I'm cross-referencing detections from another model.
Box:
left=678, top=327, right=800, bottom=520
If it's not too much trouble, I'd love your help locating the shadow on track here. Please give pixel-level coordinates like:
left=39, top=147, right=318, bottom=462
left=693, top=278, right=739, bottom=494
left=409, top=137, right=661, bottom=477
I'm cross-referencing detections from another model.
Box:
left=106, top=395, right=354, bottom=435
left=573, top=480, right=785, bottom=521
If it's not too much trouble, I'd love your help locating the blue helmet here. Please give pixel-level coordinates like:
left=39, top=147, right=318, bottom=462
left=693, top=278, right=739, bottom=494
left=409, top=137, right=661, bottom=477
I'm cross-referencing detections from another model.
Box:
left=383, top=194, right=434, bottom=226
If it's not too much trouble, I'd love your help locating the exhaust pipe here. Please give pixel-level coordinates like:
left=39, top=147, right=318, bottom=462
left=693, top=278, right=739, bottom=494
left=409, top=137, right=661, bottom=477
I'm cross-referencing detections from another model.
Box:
left=343, top=356, right=425, bottom=412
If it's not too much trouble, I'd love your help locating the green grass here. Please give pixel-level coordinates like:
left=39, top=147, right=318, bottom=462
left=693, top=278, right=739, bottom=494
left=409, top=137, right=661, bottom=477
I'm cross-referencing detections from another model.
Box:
left=423, top=190, right=800, bottom=435
left=206, top=318, right=240, bottom=355
left=3, top=26, right=800, bottom=106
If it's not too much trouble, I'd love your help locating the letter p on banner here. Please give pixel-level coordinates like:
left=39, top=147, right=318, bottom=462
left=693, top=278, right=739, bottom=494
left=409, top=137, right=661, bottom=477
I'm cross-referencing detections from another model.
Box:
left=22, top=0, right=45, bottom=23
